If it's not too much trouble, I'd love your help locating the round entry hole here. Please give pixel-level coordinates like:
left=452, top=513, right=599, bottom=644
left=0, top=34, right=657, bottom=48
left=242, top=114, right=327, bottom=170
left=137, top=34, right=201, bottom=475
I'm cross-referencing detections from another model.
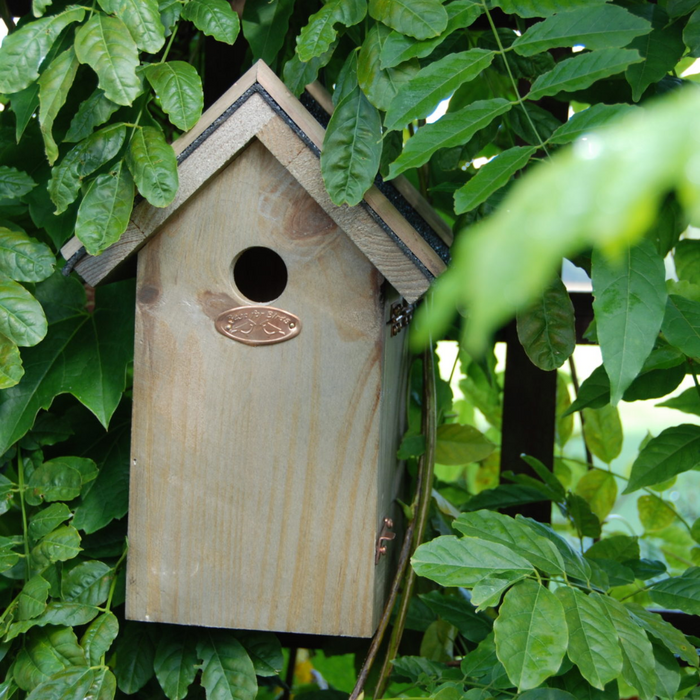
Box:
left=233, top=247, right=288, bottom=302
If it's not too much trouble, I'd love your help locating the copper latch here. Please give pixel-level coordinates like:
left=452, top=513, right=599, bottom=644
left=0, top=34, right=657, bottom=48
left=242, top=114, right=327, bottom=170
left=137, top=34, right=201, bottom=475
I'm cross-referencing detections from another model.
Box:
left=389, top=300, right=414, bottom=336
left=375, top=518, right=396, bottom=564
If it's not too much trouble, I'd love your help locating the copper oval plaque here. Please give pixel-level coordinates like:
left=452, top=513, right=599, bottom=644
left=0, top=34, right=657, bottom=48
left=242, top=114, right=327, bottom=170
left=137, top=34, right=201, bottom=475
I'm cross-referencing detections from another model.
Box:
left=215, top=306, right=301, bottom=346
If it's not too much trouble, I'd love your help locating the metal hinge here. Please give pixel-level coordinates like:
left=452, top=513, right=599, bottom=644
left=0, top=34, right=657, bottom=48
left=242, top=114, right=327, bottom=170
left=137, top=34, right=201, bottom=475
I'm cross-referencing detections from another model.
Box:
left=375, top=517, right=396, bottom=564
left=389, top=300, right=414, bottom=337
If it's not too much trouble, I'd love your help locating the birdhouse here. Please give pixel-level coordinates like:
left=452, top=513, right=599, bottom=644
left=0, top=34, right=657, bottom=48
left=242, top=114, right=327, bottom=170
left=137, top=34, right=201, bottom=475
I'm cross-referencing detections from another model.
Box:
left=61, top=61, right=450, bottom=638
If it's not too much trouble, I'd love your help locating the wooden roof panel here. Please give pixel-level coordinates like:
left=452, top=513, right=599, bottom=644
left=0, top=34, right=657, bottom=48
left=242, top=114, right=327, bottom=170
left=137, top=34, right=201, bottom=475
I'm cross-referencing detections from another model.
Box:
left=61, top=60, right=450, bottom=301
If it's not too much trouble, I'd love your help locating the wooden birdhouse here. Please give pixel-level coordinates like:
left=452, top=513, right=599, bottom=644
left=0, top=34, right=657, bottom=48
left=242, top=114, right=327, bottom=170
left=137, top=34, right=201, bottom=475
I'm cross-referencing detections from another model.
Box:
left=61, top=61, right=450, bottom=638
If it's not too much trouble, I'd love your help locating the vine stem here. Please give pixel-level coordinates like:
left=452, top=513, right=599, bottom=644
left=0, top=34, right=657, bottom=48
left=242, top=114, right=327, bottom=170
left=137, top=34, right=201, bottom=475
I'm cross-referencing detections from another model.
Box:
left=373, top=344, right=437, bottom=700
left=17, top=447, right=30, bottom=582
left=481, top=1, right=550, bottom=158
left=104, top=541, right=128, bottom=614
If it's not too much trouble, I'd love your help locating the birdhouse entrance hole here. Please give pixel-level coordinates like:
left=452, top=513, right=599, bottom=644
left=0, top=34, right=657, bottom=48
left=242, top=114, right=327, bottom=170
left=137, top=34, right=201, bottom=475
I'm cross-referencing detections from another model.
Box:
left=233, top=246, right=288, bottom=302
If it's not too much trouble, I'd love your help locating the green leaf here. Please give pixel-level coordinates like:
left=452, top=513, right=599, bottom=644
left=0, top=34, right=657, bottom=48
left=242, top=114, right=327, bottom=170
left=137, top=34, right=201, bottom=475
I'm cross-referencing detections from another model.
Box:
left=33, top=0, right=52, bottom=16
left=658, top=386, right=700, bottom=416
left=638, top=494, right=676, bottom=532
left=75, top=160, right=134, bottom=256
left=0, top=472, right=14, bottom=513
left=0, top=7, right=86, bottom=94
left=112, top=0, right=165, bottom=53
left=197, top=632, right=257, bottom=700
left=556, top=587, right=622, bottom=689
left=114, top=622, right=156, bottom=693
left=61, top=560, right=111, bottom=605
left=435, top=424, right=494, bottom=465
left=387, top=98, right=512, bottom=179
left=38, top=48, right=79, bottom=165
left=650, top=567, right=700, bottom=615
left=379, top=0, right=483, bottom=69
left=675, top=239, right=700, bottom=284
left=668, top=0, right=700, bottom=16
left=518, top=692, right=576, bottom=700
left=684, top=8, right=700, bottom=57
left=412, top=535, right=534, bottom=587
left=624, top=424, right=700, bottom=493
left=320, top=86, right=381, bottom=206
left=241, top=0, right=296, bottom=65
left=154, top=631, right=198, bottom=700
left=87, top=668, right=117, bottom=700
left=0, top=167, right=36, bottom=200
left=454, top=510, right=565, bottom=576
left=528, top=49, right=642, bottom=101
left=626, top=603, right=698, bottom=667
left=234, top=633, right=283, bottom=678
left=0, top=276, right=47, bottom=347
left=25, top=666, right=95, bottom=700
left=27, top=601, right=100, bottom=628
left=556, top=375, right=573, bottom=448
left=582, top=406, right=622, bottom=464
left=297, top=0, right=365, bottom=62
left=127, top=127, right=178, bottom=208
left=357, top=24, right=419, bottom=112
left=594, top=594, right=656, bottom=700
left=575, top=469, right=617, bottom=521
left=384, top=48, right=494, bottom=131
left=420, top=591, right=492, bottom=642
left=549, top=104, right=637, bottom=146
left=0, top=276, right=134, bottom=452
left=72, top=412, right=130, bottom=533
left=516, top=277, right=575, bottom=371
left=65, top=90, right=120, bottom=143
left=81, top=611, right=118, bottom=666
left=626, top=6, right=685, bottom=102
left=566, top=494, right=602, bottom=539
left=513, top=6, right=651, bottom=57
left=31, top=525, right=81, bottom=570
left=0, top=228, right=54, bottom=283
left=11, top=82, right=40, bottom=143
left=493, top=580, right=567, bottom=691
left=282, top=45, right=337, bottom=96
left=455, top=146, right=535, bottom=215
left=28, top=504, right=71, bottom=542
left=662, top=294, right=700, bottom=357
left=592, top=240, right=667, bottom=405
left=26, top=459, right=82, bottom=504
left=143, top=61, right=203, bottom=132
left=49, top=123, right=127, bottom=214
left=471, top=571, right=526, bottom=610
left=653, top=643, right=681, bottom=700
left=491, top=0, right=608, bottom=18
left=369, top=0, right=447, bottom=40
left=12, top=626, right=86, bottom=691
left=181, top=0, right=241, bottom=44
left=520, top=454, right=566, bottom=500
left=17, top=576, right=50, bottom=620
left=75, top=13, right=141, bottom=106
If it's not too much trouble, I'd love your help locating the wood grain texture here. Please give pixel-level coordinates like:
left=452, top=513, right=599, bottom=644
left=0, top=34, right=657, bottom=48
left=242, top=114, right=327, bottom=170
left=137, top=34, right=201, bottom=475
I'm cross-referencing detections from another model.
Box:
left=62, top=61, right=446, bottom=295
left=127, top=140, right=401, bottom=636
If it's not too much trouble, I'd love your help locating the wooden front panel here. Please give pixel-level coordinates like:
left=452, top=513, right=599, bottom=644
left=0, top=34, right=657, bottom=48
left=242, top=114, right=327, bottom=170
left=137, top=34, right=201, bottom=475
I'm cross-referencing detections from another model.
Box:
left=127, top=139, right=385, bottom=637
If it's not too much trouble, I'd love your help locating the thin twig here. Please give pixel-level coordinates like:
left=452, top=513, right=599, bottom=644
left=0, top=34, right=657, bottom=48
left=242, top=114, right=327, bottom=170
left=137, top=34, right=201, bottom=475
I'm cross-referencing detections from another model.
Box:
left=373, top=346, right=437, bottom=699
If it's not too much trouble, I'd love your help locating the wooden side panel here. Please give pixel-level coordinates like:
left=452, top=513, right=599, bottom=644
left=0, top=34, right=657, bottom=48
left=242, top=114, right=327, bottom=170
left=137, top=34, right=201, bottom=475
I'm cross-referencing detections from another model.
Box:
left=127, top=139, right=386, bottom=637
left=373, top=288, right=409, bottom=621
